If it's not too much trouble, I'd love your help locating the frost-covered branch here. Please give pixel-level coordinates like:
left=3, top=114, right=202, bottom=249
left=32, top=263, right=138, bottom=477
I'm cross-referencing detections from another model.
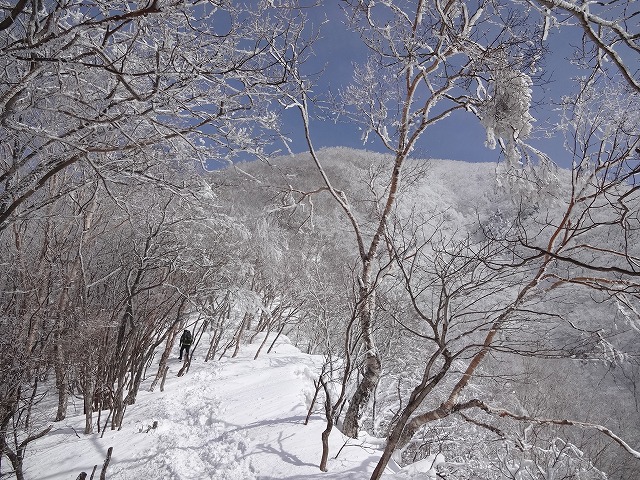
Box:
left=469, top=399, right=640, bottom=460
left=531, top=0, right=640, bottom=92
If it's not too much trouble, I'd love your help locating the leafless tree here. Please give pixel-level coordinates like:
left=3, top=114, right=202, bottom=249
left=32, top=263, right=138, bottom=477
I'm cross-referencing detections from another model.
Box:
left=365, top=74, right=640, bottom=478
left=274, top=0, right=545, bottom=440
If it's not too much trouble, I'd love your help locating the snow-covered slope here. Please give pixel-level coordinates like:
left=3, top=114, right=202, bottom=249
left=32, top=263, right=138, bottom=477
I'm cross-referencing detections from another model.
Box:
left=23, top=335, right=441, bottom=479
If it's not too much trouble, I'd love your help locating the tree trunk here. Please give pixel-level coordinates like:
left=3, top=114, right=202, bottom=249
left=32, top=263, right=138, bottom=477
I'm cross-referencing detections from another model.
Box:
left=54, top=348, right=68, bottom=422
left=207, top=301, right=230, bottom=361
left=24, top=375, right=39, bottom=429
left=84, top=374, right=95, bottom=434
left=206, top=327, right=223, bottom=361
left=266, top=323, right=286, bottom=354
left=111, top=406, right=124, bottom=430
left=177, top=357, right=191, bottom=377
left=151, top=327, right=177, bottom=391
left=111, top=384, right=126, bottom=430
left=232, top=313, right=250, bottom=358
left=319, top=377, right=333, bottom=472
left=370, top=402, right=448, bottom=480
left=369, top=376, right=452, bottom=479
left=305, top=379, right=322, bottom=425
left=100, top=446, right=113, bottom=480
left=253, top=328, right=272, bottom=360
left=0, top=438, right=24, bottom=480
left=342, top=284, right=380, bottom=438
left=159, top=365, right=170, bottom=392
left=125, top=348, right=153, bottom=405
left=342, top=352, right=381, bottom=438
left=110, top=283, right=138, bottom=430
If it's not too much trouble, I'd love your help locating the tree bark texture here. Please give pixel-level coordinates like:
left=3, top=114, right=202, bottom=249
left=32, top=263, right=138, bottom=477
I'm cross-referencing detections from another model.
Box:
left=342, top=284, right=380, bottom=438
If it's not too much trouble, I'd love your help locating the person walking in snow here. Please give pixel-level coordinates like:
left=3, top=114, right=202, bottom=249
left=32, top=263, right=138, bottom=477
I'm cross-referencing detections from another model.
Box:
left=179, top=329, right=193, bottom=360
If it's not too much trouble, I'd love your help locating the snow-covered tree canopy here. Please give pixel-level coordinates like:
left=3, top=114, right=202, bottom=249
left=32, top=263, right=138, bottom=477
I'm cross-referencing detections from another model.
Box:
left=0, top=0, right=306, bottom=230
left=478, top=67, right=534, bottom=165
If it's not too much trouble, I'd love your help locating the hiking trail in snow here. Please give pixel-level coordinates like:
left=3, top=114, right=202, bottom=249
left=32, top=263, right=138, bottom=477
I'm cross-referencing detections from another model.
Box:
left=23, top=335, right=439, bottom=479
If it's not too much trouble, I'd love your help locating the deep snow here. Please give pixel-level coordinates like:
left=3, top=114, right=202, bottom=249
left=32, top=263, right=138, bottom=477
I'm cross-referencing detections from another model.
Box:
left=21, top=335, right=442, bottom=479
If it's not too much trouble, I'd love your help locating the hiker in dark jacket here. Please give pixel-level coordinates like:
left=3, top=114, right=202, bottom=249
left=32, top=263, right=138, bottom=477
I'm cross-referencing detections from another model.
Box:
left=179, top=329, right=193, bottom=360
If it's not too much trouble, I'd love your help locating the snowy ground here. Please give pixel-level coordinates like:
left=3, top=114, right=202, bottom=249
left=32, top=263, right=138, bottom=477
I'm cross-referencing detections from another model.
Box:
left=21, top=335, right=441, bottom=480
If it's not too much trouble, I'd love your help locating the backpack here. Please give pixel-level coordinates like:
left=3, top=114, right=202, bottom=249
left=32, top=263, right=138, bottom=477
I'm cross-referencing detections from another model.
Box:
left=182, top=330, right=192, bottom=345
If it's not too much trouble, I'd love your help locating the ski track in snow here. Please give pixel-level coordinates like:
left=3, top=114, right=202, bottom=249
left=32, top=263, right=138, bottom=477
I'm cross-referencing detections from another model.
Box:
left=21, top=337, right=425, bottom=480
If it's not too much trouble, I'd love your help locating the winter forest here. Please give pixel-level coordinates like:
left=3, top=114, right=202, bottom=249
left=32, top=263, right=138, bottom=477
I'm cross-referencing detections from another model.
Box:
left=1, top=1, right=640, bottom=479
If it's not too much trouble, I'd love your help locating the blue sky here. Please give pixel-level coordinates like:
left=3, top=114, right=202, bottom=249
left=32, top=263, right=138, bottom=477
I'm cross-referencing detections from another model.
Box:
left=279, top=3, right=579, bottom=167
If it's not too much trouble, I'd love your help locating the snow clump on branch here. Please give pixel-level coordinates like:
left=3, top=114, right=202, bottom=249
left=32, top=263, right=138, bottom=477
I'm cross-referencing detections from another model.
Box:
left=478, top=68, right=535, bottom=166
